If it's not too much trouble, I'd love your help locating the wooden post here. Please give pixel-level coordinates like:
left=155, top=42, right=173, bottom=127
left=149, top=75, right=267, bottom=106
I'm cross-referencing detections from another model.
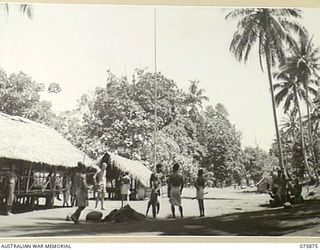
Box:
left=26, top=163, right=32, bottom=193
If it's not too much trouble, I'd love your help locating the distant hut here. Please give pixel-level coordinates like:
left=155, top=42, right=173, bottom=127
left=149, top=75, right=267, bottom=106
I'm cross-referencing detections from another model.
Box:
left=97, top=152, right=152, bottom=200
left=256, top=177, right=271, bottom=193
left=0, top=112, right=95, bottom=209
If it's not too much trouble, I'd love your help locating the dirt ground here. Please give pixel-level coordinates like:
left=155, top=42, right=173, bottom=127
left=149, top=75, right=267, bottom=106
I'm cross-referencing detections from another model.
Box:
left=1, top=186, right=320, bottom=237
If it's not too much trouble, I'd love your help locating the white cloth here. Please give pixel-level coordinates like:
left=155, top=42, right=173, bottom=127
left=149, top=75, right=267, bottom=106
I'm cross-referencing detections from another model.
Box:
left=196, top=187, right=204, bottom=200
left=169, top=186, right=181, bottom=206
left=121, top=184, right=130, bottom=195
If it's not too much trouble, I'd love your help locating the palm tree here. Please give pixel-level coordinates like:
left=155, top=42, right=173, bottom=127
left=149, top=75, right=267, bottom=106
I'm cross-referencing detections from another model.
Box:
left=274, top=71, right=317, bottom=180
left=186, top=80, right=209, bottom=107
left=185, top=80, right=209, bottom=116
left=280, top=109, right=299, bottom=143
left=279, top=33, right=320, bottom=177
left=310, top=90, right=320, bottom=175
left=310, top=101, right=320, bottom=137
left=225, top=8, right=305, bottom=174
left=1, top=3, right=33, bottom=19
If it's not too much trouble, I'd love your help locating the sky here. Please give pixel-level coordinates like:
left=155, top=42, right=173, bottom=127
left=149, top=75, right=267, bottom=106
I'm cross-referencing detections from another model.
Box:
left=0, top=4, right=320, bottom=150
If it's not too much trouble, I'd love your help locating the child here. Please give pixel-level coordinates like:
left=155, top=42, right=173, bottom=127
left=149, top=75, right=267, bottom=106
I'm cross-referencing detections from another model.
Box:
left=148, top=163, right=163, bottom=216
left=94, top=162, right=107, bottom=210
left=146, top=186, right=160, bottom=218
left=62, top=172, right=72, bottom=207
left=195, top=169, right=205, bottom=217
left=120, top=172, right=131, bottom=208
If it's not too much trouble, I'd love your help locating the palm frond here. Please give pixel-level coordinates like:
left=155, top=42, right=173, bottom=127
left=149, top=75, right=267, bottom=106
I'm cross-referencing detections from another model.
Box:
left=271, top=8, right=302, bottom=19
left=275, top=85, right=289, bottom=105
left=19, top=4, right=33, bottom=19
left=280, top=19, right=307, bottom=39
left=225, top=8, right=256, bottom=21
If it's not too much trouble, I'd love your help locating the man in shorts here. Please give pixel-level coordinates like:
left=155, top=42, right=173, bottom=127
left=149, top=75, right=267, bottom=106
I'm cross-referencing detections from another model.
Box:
left=94, top=162, right=107, bottom=210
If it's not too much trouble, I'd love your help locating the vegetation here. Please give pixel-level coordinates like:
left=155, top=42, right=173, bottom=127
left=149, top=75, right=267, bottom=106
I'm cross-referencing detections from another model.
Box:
left=1, top=3, right=33, bottom=19
left=225, top=8, right=306, bottom=175
left=1, top=6, right=320, bottom=186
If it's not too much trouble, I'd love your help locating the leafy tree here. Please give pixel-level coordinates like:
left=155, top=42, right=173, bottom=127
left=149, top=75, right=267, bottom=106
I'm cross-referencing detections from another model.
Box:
left=54, top=69, right=242, bottom=183
left=48, top=82, right=62, bottom=93
left=199, top=104, right=242, bottom=186
left=242, top=146, right=276, bottom=184
left=0, top=69, right=59, bottom=125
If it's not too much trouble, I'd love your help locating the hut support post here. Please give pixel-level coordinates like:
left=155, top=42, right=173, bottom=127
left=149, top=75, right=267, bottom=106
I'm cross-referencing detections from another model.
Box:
left=26, top=163, right=32, bottom=193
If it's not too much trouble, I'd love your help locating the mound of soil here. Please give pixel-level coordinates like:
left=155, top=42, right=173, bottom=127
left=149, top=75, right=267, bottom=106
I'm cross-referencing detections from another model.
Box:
left=103, top=204, right=146, bottom=223
left=86, top=211, right=103, bottom=222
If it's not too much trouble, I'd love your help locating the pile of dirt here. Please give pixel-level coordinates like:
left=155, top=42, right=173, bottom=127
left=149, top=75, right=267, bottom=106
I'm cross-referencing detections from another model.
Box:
left=102, top=204, right=146, bottom=223
left=86, top=211, right=103, bottom=222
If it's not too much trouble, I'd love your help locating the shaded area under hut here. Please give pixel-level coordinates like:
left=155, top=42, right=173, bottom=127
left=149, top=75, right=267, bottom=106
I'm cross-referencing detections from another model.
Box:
left=0, top=112, right=95, bottom=213
left=97, top=152, right=152, bottom=200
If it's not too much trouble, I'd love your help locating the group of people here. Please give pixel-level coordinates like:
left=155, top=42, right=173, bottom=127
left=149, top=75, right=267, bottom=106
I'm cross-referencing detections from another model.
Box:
left=68, top=161, right=207, bottom=224
left=269, top=170, right=303, bottom=207
left=146, top=163, right=206, bottom=219
left=69, top=162, right=132, bottom=224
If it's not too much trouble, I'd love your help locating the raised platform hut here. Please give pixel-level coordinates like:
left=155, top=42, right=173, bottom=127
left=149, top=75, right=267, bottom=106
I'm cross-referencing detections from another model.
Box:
left=97, top=152, right=152, bottom=200
left=0, top=112, right=94, bottom=210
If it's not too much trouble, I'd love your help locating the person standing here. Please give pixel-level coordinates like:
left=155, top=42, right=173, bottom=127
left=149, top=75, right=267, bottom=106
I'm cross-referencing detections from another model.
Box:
left=272, top=170, right=286, bottom=203
left=168, top=163, right=184, bottom=218
left=94, top=162, right=107, bottom=210
left=70, top=163, right=88, bottom=224
left=120, top=172, right=131, bottom=208
left=4, top=164, right=17, bottom=215
left=195, top=169, right=205, bottom=217
left=149, top=163, right=164, bottom=215
left=62, top=171, right=72, bottom=207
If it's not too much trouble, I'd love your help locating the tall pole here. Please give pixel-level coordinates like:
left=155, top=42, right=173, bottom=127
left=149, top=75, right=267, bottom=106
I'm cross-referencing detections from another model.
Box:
left=153, top=7, right=158, bottom=170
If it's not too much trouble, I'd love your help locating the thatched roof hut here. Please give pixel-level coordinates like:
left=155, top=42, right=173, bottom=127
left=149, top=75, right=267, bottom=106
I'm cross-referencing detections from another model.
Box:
left=0, top=112, right=93, bottom=168
left=97, top=152, right=152, bottom=188
left=0, top=112, right=97, bottom=209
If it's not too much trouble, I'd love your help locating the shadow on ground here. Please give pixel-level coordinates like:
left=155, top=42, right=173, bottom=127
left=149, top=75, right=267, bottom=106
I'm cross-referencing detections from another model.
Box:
left=2, top=200, right=320, bottom=237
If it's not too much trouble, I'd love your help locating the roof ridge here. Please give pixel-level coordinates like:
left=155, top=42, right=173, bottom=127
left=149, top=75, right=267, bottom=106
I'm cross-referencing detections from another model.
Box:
left=0, top=111, right=47, bottom=129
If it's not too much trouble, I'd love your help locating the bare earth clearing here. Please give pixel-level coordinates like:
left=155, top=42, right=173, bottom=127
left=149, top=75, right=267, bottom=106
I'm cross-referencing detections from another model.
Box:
left=1, top=187, right=320, bottom=237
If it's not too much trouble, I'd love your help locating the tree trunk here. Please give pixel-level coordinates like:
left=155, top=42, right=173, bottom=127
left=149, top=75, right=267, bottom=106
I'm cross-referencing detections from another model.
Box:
left=265, top=50, right=286, bottom=175
left=294, top=84, right=314, bottom=181
left=306, top=86, right=319, bottom=183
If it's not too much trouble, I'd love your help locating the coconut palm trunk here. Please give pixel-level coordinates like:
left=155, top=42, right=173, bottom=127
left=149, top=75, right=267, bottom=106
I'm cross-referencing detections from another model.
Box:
left=305, top=86, right=320, bottom=184
left=265, top=46, right=285, bottom=174
left=293, top=83, right=314, bottom=180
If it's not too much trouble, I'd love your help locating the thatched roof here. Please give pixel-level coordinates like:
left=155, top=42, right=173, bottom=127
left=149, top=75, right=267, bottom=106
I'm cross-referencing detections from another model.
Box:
left=97, top=152, right=152, bottom=187
left=0, top=112, right=93, bottom=168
